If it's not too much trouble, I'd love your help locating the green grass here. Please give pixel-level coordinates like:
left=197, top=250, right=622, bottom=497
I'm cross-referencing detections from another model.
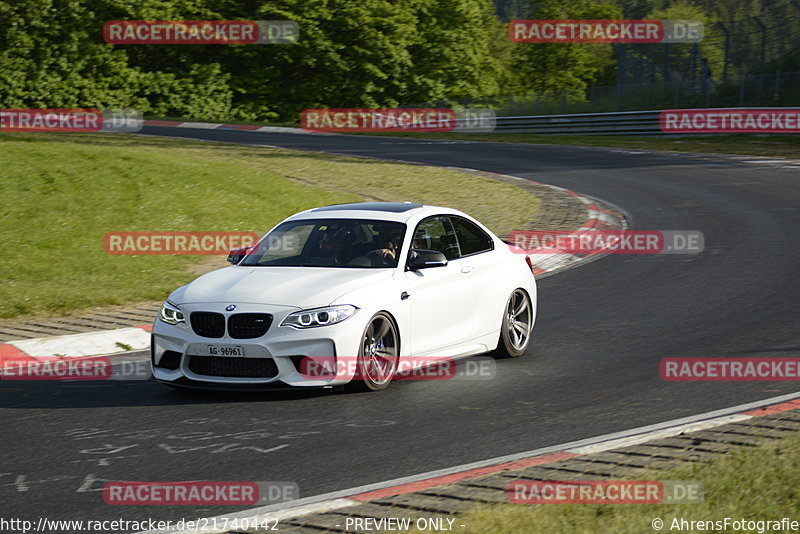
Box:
left=350, top=131, right=800, bottom=159
left=433, top=433, right=800, bottom=534
left=0, top=132, right=540, bottom=319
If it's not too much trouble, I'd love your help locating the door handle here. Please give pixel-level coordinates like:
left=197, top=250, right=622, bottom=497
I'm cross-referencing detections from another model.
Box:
left=461, top=266, right=474, bottom=274
left=400, top=291, right=410, bottom=300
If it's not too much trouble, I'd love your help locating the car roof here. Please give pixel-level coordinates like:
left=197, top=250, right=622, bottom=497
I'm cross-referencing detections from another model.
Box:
left=285, top=202, right=463, bottom=223
left=311, top=202, right=422, bottom=213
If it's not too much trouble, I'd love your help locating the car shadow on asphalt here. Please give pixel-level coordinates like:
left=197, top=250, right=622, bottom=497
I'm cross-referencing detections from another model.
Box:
left=0, top=378, right=341, bottom=409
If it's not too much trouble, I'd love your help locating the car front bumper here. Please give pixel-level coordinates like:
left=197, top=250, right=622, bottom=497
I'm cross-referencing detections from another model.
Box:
left=151, top=302, right=366, bottom=388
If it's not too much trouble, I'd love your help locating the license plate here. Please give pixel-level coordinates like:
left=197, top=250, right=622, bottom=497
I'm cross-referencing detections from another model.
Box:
left=206, top=345, right=244, bottom=357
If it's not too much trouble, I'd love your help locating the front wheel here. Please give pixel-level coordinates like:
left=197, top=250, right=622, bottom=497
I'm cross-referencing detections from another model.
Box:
left=493, top=289, right=532, bottom=358
left=347, top=312, right=399, bottom=392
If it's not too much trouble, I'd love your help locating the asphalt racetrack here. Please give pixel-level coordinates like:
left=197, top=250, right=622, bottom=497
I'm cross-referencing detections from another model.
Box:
left=2, top=128, right=799, bottom=528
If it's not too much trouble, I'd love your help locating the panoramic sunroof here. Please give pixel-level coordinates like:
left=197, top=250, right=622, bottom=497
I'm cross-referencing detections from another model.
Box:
left=312, top=202, right=423, bottom=213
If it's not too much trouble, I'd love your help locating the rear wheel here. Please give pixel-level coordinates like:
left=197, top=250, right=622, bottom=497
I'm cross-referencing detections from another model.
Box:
left=348, top=312, right=399, bottom=391
left=493, top=289, right=532, bottom=358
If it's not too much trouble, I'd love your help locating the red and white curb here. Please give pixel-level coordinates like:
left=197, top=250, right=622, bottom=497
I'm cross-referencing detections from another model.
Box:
left=143, top=120, right=322, bottom=135
left=0, top=325, right=151, bottom=366
left=527, top=186, right=627, bottom=277
left=141, top=391, right=800, bottom=534
left=467, top=170, right=628, bottom=277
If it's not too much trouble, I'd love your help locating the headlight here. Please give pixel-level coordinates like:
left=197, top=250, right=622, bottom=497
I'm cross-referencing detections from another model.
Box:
left=281, top=305, right=358, bottom=329
left=159, top=301, right=186, bottom=325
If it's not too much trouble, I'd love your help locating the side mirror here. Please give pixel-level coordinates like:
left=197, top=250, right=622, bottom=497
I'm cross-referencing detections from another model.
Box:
left=407, top=249, right=448, bottom=271
left=227, top=246, right=252, bottom=265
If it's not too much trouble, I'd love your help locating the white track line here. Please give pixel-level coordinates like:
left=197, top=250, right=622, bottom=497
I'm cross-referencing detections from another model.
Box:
left=139, top=390, right=800, bottom=534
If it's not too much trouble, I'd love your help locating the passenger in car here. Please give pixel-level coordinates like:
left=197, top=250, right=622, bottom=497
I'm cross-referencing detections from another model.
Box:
left=372, top=226, right=404, bottom=261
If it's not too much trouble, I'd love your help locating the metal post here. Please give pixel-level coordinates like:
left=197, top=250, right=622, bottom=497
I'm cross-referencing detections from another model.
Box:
left=615, top=44, right=626, bottom=84
left=753, top=17, right=767, bottom=91
left=739, top=75, right=746, bottom=106
left=792, top=1, right=800, bottom=72
left=616, top=46, right=625, bottom=111
left=717, top=21, right=730, bottom=81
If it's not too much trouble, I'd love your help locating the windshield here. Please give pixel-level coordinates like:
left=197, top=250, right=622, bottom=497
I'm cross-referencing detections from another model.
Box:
left=240, top=219, right=407, bottom=268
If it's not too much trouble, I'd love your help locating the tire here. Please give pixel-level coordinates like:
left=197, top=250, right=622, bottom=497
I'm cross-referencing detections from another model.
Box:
left=493, top=289, right=533, bottom=358
left=347, top=312, right=400, bottom=392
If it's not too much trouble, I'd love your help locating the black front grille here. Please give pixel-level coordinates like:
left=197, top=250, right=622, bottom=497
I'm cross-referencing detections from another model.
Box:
left=190, top=312, right=225, bottom=338
left=188, top=356, right=279, bottom=378
left=228, top=313, right=273, bottom=339
left=156, top=350, right=182, bottom=370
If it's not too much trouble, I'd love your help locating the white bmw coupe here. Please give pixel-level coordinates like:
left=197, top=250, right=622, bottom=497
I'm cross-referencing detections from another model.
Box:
left=151, top=202, right=536, bottom=391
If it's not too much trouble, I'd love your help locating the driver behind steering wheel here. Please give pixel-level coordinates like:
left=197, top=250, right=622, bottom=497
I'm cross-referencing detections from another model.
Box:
left=369, top=225, right=403, bottom=265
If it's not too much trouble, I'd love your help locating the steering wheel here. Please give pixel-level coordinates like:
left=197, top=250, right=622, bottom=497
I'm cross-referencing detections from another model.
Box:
left=366, top=250, right=393, bottom=266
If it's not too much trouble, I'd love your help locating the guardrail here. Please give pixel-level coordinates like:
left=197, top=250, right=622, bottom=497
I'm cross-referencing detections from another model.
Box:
left=140, top=108, right=800, bottom=137
left=491, top=109, right=663, bottom=136
left=484, top=107, right=800, bottom=136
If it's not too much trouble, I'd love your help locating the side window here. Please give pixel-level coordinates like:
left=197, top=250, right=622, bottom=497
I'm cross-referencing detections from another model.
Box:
left=411, top=216, right=461, bottom=260
left=449, top=216, right=494, bottom=256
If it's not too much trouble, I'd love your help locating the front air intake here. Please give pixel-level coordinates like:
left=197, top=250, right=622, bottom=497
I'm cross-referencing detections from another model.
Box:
left=156, top=350, right=182, bottom=370
left=188, top=356, right=279, bottom=378
left=190, top=312, right=225, bottom=338
left=228, top=313, right=273, bottom=339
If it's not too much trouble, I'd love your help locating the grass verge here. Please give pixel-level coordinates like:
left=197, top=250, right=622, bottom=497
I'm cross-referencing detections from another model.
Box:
left=0, top=132, right=540, bottom=319
left=351, top=131, right=800, bottom=159
left=437, top=433, right=800, bottom=534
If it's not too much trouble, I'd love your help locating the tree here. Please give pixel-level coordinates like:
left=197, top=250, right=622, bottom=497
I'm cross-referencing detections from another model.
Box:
left=0, top=0, right=233, bottom=118
left=401, top=0, right=503, bottom=105
left=234, top=0, right=505, bottom=119
left=0, top=0, right=510, bottom=121
left=643, top=1, right=723, bottom=80
left=508, top=0, right=623, bottom=97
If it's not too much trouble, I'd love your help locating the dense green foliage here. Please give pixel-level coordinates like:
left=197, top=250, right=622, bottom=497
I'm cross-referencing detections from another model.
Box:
left=508, top=0, right=622, bottom=96
left=0, top=0, right=505, bottom=121
left=0, top=1, right=234, bottom=117
left=1, top=0, right=798, bottom=121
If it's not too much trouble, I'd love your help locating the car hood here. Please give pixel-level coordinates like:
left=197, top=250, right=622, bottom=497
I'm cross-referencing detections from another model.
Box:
left=171, top=266, right=394, bottom=309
